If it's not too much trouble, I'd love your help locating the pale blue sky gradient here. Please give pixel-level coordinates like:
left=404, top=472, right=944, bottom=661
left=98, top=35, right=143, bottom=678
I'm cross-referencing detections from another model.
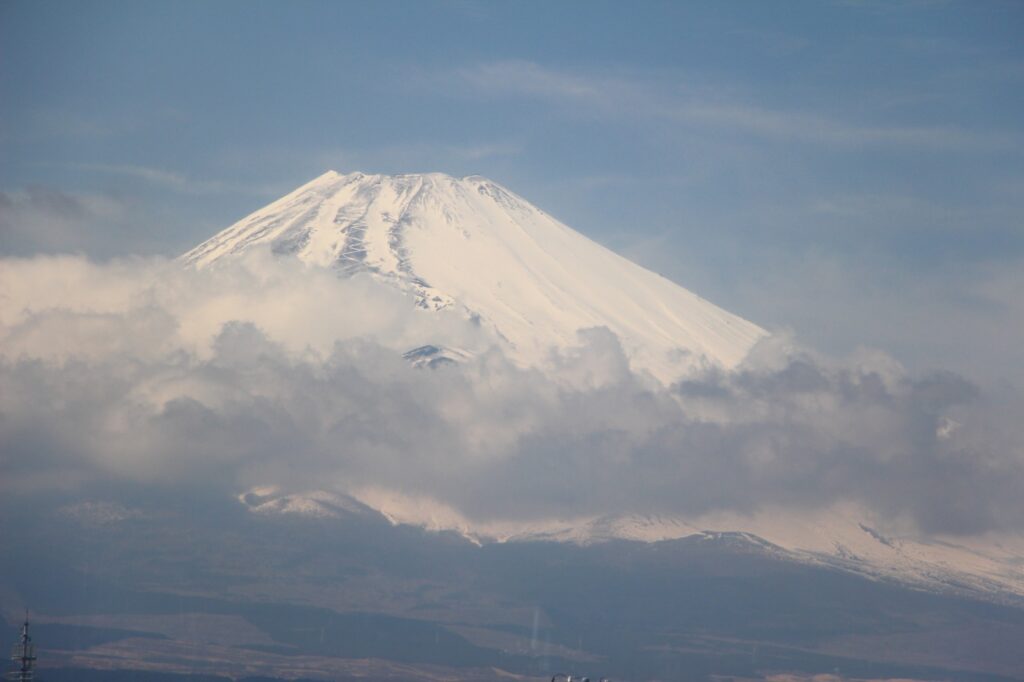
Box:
left=2, top=0, right=1022, bottom=381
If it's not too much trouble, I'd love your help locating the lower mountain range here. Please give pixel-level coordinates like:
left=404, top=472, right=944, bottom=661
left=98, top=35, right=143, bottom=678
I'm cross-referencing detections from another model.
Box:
left=3, top=489, right=1023, bottom=682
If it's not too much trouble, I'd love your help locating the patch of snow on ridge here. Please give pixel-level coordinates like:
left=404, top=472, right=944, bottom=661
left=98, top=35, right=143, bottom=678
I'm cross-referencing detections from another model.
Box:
left=237, top=485, right=376, bottom=520
left=182, top=171, right=766, bottom=383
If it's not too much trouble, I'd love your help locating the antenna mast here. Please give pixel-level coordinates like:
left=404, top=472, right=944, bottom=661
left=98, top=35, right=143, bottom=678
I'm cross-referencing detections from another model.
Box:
left=8, top=614, right=35, bottom=682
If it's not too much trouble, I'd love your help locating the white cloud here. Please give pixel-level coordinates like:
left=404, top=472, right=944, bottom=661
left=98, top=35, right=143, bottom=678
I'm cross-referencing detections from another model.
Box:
left=1, top=253, right=1021, bottom=536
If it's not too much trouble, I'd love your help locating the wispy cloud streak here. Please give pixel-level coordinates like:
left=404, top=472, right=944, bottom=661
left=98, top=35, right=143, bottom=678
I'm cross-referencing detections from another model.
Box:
left=57, top=163, right=278, bottom=196
left=448, top=60, right=1019, bottom=152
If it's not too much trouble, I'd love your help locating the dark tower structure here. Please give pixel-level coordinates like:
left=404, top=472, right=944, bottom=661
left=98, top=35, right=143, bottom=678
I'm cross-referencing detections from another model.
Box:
left=7, top=615, right=35, bottom=682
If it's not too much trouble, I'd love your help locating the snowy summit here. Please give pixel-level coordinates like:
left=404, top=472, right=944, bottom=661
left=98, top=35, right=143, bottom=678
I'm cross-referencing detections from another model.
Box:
left=183, top=171, right=766, bottom=381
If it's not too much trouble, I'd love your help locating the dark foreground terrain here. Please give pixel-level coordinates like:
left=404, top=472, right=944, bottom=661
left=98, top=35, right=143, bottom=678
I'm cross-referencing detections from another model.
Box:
left=2, top=491, right=1023, bottom=681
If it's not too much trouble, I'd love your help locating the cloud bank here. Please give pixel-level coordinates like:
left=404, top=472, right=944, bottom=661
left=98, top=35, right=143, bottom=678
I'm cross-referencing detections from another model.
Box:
left=1, top=253, right=1021, bottom=536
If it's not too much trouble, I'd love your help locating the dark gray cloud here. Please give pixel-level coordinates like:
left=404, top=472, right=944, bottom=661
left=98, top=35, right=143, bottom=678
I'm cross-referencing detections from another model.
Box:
left=0, top=255, right=1021, bottom=536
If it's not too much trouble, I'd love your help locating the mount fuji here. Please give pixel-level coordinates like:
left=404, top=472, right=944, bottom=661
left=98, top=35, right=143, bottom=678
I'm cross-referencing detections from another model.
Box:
left=183, top=170, right=766, bottom=383
left=182, top=171, right=1024, bottom=605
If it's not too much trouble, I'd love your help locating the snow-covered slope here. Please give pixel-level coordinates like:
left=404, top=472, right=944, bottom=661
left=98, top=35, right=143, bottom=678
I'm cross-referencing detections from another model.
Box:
left=514, top=505, right=1024, bottom=603
left=232, top=484, right=1024, bottom=602
left=243, top=486, right=1024, bottom=602
left=183, top=171, right=765, bottom=381
left=237, top=485, right=381, bottom=521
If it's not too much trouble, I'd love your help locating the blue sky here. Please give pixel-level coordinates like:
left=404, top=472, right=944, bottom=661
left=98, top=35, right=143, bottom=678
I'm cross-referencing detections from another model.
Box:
left=2, top=0, right=1022, bottom=381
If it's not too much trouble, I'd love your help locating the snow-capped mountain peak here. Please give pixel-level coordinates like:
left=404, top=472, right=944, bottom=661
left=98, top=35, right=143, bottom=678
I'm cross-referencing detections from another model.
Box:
left=183, top=171, right=766, bottom=381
